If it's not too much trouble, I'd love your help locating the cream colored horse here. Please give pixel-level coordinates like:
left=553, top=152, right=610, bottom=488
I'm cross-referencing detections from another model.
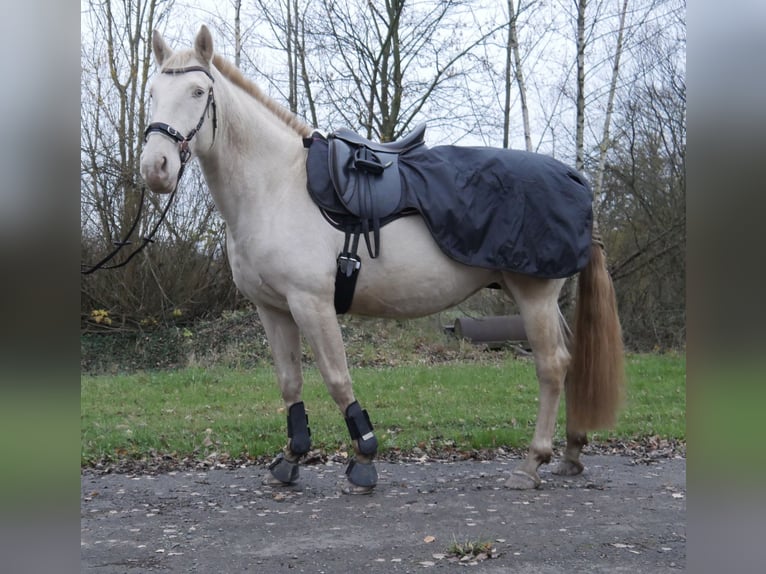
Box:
left=140, top=26, right=624, bottom=492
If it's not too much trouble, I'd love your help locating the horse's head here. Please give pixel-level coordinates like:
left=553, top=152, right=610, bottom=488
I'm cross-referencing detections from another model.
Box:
left=140, top=26, right=217, bottom=194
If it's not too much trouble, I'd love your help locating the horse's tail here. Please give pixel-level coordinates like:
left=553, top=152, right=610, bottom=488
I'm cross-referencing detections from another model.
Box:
left=566, top=238, right=625, bottom=431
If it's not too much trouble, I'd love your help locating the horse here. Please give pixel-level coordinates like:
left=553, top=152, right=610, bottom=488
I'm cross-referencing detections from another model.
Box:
left=140, top=25, right=625, bottom=493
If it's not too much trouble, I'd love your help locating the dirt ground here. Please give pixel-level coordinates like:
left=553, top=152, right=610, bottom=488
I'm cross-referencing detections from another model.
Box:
left=81, top=453, right=685, bottom=573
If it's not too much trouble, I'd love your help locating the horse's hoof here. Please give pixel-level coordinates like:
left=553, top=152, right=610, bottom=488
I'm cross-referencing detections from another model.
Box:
left=262, top=475, right=293, bottom=486
left=505, top=469, right=541, bottom=490
left=341, top=481, right=376, bottom=495
left=552, top=459, right=584, bottom=476
left=265, top=452, right=300, bottom=485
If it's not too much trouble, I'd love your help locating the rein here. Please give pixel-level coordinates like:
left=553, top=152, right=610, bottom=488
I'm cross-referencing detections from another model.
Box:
left=81, top=66, right=217, bottom=275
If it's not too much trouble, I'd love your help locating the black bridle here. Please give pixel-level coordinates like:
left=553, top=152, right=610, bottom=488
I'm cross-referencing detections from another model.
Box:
left=143, top=65, right=218, bottom=161
left=81, top=66, right=217, bottom=275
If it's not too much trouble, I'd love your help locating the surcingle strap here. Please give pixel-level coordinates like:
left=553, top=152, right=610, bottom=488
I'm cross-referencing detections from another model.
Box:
left=287, top=401, right=311, bottom=455
left=344, top=401, right=378, bottom=456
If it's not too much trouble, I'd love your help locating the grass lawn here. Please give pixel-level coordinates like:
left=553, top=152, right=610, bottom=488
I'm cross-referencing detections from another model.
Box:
left=81, top=352, right=685, bottom=466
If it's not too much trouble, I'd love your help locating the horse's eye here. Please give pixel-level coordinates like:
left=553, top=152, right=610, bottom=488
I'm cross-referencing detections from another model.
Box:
left=193, top=88, right=206, bottom=97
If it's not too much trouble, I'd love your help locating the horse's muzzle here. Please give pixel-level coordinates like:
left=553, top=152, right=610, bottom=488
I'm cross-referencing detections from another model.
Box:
left=140, top=147, right=178, bottom=194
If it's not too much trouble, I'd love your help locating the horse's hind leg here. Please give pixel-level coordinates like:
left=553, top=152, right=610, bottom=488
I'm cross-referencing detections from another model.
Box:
left=258, top=304, right=310, bottom=485
left=501, top=273, right=570, bottom=489
left=554, top=428, right=588, bottom=476
left=549, top=372, right=589, bottom=476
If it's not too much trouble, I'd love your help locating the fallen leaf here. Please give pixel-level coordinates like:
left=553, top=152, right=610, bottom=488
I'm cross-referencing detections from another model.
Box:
left=423, top=535, right=436, bottom=544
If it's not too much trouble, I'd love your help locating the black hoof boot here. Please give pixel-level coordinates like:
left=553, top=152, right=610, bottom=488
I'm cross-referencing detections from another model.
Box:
left=344, top=458, right=378, bottom=494
left=265, top=453, right=300, bottom=485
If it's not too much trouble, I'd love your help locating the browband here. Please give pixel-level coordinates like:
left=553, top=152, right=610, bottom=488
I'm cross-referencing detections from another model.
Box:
left=161, top=65, right=215, bottom=82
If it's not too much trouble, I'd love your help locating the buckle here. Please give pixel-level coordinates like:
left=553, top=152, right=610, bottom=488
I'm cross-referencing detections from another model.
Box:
left=337, top=253, right=361, bottom=277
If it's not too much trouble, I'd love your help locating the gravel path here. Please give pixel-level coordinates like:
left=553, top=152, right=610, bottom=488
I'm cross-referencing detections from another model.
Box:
left=81, top=453, right=685, bottom=573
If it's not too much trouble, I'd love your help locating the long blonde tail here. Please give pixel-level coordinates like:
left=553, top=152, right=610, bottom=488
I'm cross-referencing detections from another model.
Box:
left=566, top=240, right=626, bottom=431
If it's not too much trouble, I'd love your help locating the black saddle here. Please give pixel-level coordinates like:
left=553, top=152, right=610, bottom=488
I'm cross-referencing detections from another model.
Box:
left=327, top=124, right=426, bottom=258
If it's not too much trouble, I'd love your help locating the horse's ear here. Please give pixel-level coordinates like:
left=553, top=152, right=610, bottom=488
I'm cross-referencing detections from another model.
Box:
left=194, top=25, right=214, bottom=64
left=152, top=30, right=172, bottom=66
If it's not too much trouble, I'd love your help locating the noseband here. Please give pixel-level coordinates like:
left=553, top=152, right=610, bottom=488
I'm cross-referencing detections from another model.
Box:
left=81, top=66, right=217, bottom=275
left=143, top=66, right=218, bottom=164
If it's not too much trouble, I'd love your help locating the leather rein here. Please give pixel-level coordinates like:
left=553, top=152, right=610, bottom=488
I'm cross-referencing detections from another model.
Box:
left=81, top=66, right=217, bottom=274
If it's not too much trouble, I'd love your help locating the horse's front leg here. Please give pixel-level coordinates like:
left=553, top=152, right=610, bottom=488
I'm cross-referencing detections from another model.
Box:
left=258, top=304, right=311, bottom=485
left=287, top=293, right=379, bottom=494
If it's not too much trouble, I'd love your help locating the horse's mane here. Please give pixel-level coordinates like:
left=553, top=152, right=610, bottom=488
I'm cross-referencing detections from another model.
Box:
left=212, top=55, right=313, bottom=138
left=161, top=50, right=313, bottom=138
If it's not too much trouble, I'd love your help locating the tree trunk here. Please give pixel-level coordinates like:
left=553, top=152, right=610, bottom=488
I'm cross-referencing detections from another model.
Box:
left=505, top=0, right=532, bottom=151
left=593, top=0, right=629, bottom=208
left=234, top=0, right=242, bottom=68
left=575, top=0, right=587, bottom=171
left=295, top=0, right=318, bottom=126
left=503, top=0, right=514, bottom=148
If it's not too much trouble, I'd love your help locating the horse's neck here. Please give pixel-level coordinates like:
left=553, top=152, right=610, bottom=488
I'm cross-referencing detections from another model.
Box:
left=199, top=85, right=308, bottom=232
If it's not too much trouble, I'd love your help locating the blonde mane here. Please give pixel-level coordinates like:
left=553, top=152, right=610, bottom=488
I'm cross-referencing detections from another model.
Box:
left=213, top=54, right=313, bottom=138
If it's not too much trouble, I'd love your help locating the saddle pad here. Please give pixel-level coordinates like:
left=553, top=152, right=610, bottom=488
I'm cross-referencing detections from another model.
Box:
left=305, top=134, right=350, bottom=216
left=305, top=134, right=593, bottom=278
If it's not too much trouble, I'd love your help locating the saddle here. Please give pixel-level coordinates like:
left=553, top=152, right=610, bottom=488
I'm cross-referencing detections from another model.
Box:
left=304, top=124, right=427, bottom=313
left=327, top=123, right=426, bottom=258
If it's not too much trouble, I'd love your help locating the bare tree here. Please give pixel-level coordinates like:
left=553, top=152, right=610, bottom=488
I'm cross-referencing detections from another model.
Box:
left=234, top=0, right=242, bottom=67
left=81, top=0, right=166, bottom=239
left=248, top=0, right=318, bottom=125
left=592, top=0, right=629, bottom=204
left=575, top=0, right=587, bottom=171
left=503, top=0, right=533, bottom=151
left=81, top=0, right=240, bottom=328
left=312, top=0, right=504, bottom=141
left=599, top=3, right=686, bottom=349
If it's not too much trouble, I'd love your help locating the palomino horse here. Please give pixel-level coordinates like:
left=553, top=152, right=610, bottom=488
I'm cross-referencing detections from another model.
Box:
left=140, top=26, right=624, bottom=493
